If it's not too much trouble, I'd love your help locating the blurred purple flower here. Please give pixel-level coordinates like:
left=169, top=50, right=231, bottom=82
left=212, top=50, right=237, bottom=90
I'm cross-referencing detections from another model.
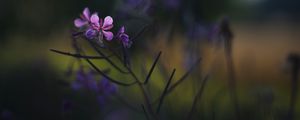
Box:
left=86, top=70, right=99, bottom=92
left=122, top=0, right=154, bottom=15
left=62, top=99, right=73, bottom=112
left=104, top=108, right=130, bottom=120
left=116, top=26, right=131, bottom=48
left=70, top=68, right=85, bottom=91
left=186, top=23, right=208, bottom=41
left=1, top=110, right=12, bottom=120
left=71, top=81, right=82, bottom=91
left=97, top=95, right=106, bottom=106
left=96, top=78, right=117, bottom=106
left=71, top=68, right=98, bottom=92
left=98, top=78, right=117, bottom=95
left=124, top=0, right=144, bottom=8
left=163, top=0, right=181, bottom=10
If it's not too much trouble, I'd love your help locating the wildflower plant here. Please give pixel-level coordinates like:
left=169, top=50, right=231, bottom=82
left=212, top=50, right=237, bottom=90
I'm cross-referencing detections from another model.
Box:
left=51, top=7, right=202, bottom=120
left=48, top=3, right=296, bottom=120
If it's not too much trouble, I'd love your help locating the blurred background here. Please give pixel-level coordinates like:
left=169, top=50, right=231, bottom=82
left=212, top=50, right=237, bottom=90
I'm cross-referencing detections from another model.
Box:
left=0, top=0, right=300, bottom=120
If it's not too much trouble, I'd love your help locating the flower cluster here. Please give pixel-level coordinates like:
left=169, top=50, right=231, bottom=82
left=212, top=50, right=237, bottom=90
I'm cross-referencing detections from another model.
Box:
left=71, top=67, right=117, bottom=105
left=74, top=7, right=132, bottom=48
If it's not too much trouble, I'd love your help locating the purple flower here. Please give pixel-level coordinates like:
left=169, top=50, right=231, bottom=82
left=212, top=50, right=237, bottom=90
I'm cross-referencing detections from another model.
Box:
left=163, top=0, right=181, bottom=10
left=89, top=15, right=114, bottom=41
left=74, top=7, right=92, bottom=28
left=71, top=68, right=98, bottom=92
left=62, top=99, right=73, bottom=112
left=98, top=78, right=117, bottom=95
left=1, top=110, right=12, bottom=120
left=95, top=78, right=117, bottom=106
left=86, top=70, right=99, bottom=91
left=74, top=7, right=114, bottom=41
left=116, top=26, right=131, bottom=48
left=97, top=95, right=106, bottom=106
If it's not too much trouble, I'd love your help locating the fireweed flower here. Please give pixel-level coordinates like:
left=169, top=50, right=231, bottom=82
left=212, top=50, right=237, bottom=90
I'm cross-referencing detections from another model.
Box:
left=89, top=14, right=114, bottom=41
left=116, top=26, right=131, bottom=48
left=74, top=7, right=114, bottom=41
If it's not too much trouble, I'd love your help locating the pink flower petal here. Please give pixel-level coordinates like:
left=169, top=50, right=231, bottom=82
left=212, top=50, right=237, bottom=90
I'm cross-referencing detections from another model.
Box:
left=90, top=13, right=99, bottom=24
left=102, top=16, right=113, bottom=30
left=90, top=13, right=100, bottom=28
left=102, top=31, right=114, bottom=41
left=83, top=7, right=90, bottom=20
left=74, top=18, right=87, bottom=28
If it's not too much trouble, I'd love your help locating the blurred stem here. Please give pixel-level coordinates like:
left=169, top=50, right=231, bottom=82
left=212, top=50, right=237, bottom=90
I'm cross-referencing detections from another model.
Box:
left=151, top=58, right=201, bottom=105
left=112, top=94, right=141, bottom=113
left=142, top=104, right=150, bottom=120
left=187, top=74, right=209, bottom=120
left=99, top=44, right=160, bottom=119
left=287, top=54, right=300, bottom=120
left=225, top=43, right=241, bottom=120
left=156, top=69, right=176, bottom=113
left=220, top=17, right=241, bottom=120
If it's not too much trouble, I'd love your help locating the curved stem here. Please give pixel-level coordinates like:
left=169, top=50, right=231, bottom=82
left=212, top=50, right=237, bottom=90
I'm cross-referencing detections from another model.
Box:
left=50, top=49, right=113, bottom=59
left=85, top=58, right=137, bottom=86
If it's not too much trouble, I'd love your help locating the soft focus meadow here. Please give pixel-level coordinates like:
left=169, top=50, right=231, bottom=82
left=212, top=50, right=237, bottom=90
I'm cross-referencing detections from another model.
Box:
left=1, top=0, right=300, bottom=120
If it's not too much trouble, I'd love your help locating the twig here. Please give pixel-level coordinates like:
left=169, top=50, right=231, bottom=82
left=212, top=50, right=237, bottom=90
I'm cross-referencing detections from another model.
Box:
left=87, top=40, right=129, bottom=74
left=187, top=74, right=209, bottom=120
left=151, top=58, right=201, bottom=105
left=142, top=104, right=150, bottom=120
left=156, top=69, right=176, bottom=113
left=85, top=58, right=137, bottom=86
left=112, top=94, right=141, bottom=113
left=144, top=51, right=162, bottom=84
left=166, top=58, right=201, bottom=94
left=50, top=49, right=112, bottom=59
left=287, top=53, right=300, bottom=120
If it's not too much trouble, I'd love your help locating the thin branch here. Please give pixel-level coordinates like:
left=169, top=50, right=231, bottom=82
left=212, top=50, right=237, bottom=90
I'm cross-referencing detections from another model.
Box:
left=151, top=58, right=201, bottom=105
left=85, top=58, right=137, bottom=86
left=87, top=40, right=129, bottom=74
left=187, top=74, right=209, bottom=120
left=131, top=24, right=149, bottom=42
left=144, top=51, right=162, bottom=84
left=166, top=58, right=201, bottom=94
left=112, top=94, right=141, bottom=113
left=141, top=104, right=150, bottom=120
left=72, top=31, right=84, bottom=37
left=88, top=38, right=158, bottom=119
left=156, top=69, right=176, bottom=113
left=50, top=49, right=112, bottom=59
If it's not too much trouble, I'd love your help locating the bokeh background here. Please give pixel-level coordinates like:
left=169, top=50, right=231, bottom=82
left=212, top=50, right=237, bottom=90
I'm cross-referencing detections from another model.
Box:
left=0, top=0, right=300, bottom=120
